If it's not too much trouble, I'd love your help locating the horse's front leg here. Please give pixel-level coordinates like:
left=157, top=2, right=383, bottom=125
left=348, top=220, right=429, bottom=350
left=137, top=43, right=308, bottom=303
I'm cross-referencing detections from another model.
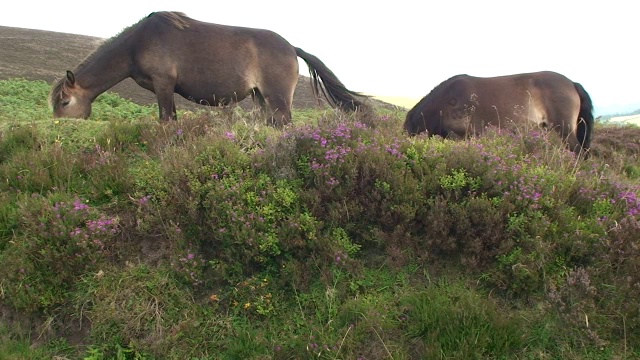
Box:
left=156, top=91, right=177, bottom=121
left=152, top=78, right=178, bottom=120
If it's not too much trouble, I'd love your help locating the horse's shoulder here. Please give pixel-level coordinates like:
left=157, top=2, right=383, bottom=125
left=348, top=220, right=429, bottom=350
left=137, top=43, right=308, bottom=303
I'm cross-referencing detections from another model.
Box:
left=439, top=74, right=473, bottom=94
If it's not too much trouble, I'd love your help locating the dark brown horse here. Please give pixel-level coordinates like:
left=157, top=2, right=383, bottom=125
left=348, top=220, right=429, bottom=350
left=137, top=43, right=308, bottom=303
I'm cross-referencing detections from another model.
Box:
left=404, top=71, right=594, bottom=154
left=50, top=11, right=366, bottom=125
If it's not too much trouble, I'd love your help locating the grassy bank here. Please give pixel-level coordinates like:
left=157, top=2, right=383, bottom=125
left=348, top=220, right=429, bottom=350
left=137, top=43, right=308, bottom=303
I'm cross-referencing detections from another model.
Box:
left=1, top=78, right=639, bottom=359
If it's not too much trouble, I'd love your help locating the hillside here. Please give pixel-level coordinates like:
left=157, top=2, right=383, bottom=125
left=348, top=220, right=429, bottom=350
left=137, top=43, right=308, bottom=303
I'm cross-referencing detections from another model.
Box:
left=0, top=25, right=387, bottom=113
left=1, top=78, right=639, bottom=358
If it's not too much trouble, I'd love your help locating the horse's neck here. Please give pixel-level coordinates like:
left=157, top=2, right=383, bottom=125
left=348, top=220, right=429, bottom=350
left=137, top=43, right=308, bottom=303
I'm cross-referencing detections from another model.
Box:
left=75, top=47, right=131, bottom=100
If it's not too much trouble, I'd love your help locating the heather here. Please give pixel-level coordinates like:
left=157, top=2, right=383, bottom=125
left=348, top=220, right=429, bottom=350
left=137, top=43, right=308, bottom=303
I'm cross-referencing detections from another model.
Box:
left=1, top=78, right=639, bottom=359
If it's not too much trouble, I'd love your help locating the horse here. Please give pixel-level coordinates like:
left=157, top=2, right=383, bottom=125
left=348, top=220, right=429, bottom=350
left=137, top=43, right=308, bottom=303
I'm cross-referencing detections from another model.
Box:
left=49, top=11, right=366, bottom=126
left=403, top=71, right=594, bottom=155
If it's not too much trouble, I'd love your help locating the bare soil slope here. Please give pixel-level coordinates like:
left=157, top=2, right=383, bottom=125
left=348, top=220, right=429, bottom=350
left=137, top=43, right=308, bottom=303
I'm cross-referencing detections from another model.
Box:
left=0, top=25, right=377, bottom=112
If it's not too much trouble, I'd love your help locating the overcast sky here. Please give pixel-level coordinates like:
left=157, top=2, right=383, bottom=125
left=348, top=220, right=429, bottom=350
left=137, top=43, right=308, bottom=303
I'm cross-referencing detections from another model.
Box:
left=1, top=1, right=637, bottom=114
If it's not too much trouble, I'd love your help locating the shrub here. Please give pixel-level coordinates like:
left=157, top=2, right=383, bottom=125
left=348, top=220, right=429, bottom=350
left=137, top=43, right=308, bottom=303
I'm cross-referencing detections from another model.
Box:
left=0, top=193, right=119, bottom=312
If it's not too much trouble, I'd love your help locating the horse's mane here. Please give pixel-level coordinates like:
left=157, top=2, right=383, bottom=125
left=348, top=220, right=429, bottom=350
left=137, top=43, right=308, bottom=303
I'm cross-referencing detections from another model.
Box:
left=149, top=11, right=191, bottom=29
left=49, top=12, right=193, bottom=107
left=77, top=11, right=191, bottom=70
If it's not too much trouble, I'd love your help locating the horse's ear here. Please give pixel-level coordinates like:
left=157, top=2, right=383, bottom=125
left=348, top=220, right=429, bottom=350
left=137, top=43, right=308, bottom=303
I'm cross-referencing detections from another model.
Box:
left=65, top=70, right=76, bottom=86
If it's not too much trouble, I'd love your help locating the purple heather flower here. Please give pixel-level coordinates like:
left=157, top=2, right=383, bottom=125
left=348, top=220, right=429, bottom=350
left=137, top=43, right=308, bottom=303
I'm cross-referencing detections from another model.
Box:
left=74, top=198, right=89, bottom=211
left=139, top=195, right=151, bottom=206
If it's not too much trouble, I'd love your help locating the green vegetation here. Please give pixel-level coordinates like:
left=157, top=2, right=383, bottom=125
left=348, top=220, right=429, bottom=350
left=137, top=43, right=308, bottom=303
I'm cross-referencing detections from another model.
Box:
left=1, top=78, right=639, bottom=359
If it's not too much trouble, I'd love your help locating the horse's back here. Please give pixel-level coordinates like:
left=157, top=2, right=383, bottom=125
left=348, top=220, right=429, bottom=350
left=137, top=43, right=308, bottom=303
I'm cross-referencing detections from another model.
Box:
left=458, top=71, right=580, bottom=123
left=136, top=13, right=296, bottom=59
left=130, top=12, right=299, bottom=105
left=466, top=71, right=575, bottom=95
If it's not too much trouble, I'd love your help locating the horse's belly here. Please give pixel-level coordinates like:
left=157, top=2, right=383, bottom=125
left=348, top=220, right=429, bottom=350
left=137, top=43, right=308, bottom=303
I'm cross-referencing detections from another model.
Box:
left=176, top=86, right=250, bottom=106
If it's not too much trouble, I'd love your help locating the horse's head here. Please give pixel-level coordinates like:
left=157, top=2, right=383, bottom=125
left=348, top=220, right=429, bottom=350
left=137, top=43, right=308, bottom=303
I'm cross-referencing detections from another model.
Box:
left=50, top=71, right=92, bottom=119
left=403, top=98, right=441, bottom=137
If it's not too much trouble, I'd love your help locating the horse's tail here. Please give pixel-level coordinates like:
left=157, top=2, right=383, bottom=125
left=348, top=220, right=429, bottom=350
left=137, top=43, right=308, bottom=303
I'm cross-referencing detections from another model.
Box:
left=573, top=82, right=594, bottom=152
left=295, top=47, right=367, bottom=112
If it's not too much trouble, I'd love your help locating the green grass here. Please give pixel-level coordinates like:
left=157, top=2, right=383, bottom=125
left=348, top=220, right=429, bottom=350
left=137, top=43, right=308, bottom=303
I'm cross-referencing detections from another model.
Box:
left=402, top=279, right=525, bottom=359
left=0, top=78, right=639, bottom=359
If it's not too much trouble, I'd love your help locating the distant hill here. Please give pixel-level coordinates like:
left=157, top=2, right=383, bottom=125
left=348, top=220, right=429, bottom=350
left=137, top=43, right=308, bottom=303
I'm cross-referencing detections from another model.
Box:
left=369, top=95, right=420, bottom=109
left=595, top=103, right=640, bottom=118
left=0, top=25, right=389, bottom=113
left=597, top=107, right=640, bottom=122
left=604, top=114, right=640, bottom=127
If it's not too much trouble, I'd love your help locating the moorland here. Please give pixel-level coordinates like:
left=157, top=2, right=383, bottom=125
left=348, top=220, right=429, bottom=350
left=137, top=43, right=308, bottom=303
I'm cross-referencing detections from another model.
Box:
left=1, top=25, right=640, bottom=359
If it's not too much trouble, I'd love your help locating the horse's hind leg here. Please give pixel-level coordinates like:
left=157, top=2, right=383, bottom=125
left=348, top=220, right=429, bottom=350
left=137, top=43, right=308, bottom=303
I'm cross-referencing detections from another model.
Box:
left=548, top=98, right=583, bottom=155
left=564, top=124, right=582, bottom=154
left=254, top=65, right=296, bottom=127
left=266, top=97, right=292, bottom=127
left=251, top=88, right=267, bottom=110
left=252, top=88, right=288, bottom=126
left=257, top=88, right=293, bottom=127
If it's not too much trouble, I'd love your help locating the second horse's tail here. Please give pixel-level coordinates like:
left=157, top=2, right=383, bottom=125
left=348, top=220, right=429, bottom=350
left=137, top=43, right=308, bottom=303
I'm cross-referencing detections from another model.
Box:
left=295, top=47, right=367, bottom=112
left=574, top=82, right=594, bottom=152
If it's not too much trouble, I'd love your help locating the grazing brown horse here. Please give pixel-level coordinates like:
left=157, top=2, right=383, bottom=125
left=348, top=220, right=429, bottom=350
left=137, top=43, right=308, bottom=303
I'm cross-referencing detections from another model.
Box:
left=50, top=11, right=366, bottom=125
left=404, top=71, right=594, bottom=154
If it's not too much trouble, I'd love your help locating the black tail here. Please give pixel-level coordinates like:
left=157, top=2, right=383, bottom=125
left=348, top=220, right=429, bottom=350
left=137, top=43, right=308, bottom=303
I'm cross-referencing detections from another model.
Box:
left=295, top=47, right=367, bottom=112
left=574, top=82, right=594, bottom=152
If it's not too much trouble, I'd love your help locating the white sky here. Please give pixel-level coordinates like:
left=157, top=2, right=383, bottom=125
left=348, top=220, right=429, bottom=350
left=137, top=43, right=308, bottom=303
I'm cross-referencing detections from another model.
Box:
left=1, top=1, right=637, bottom=114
